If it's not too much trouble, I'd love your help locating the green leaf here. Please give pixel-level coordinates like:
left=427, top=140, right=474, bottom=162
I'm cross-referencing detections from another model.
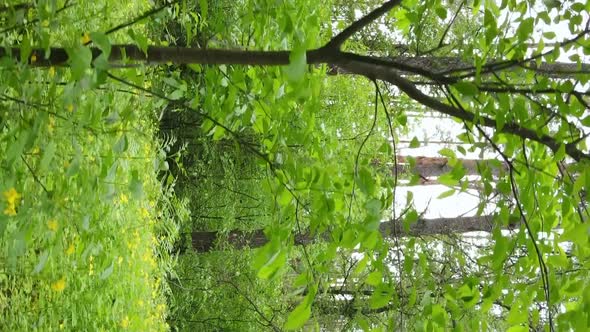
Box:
left=340, top=228, right=358, bottom=249
left=378, top=142, right=391, bottom=154
left=431, top=304, right=447, bottom=326
left=128, top=29, right=148, bottom=55
left=168, top=89, right=184, bottom=100
left=437, top=173, right=459, bottom=186
left=67, top=45, right=92, bottom=80
left=554, top=144, right=566, bottom=161
left=560, top=223, right=589, bottom=245
left=277, top=188, right=292, bottom=207
left=437, top=189, right=455, bottom=199
left=257, top=248, right=286, bottom=279
left=33, top=250, right=49, bottom=274
left=409, top=136, right=420, bottom=148
left=435, top=7, right=447, bottom=19
left=285, top=49, right=307, bottom=82
left=128, top=170, right=144, bottom=199
left=113, top=135, right=128, bottom=154
left=39, top=142, right=56, bottom=172
left=365, top=199, right=381, bottom=216
left=100, top=262, right=114, bottom=280
left=454, top=81, right=479, bottom=96
left=507, top=325, right=528, bottom=332
left=516, top=18, right=534, bottom=41
left=20, top=34, right=32, bottom=63
left=284, top=299, right=311, bottom=330
left=357, top=167, right=375, bottom=195
left=366, top=270, right=382, bottom=286
left=89, top=32, right=111, bottom=57
left=370, top=283, right=392, bottom=309
left=66, top=158, right=80, bottom=177
left=6, top=129, right=29, bottom=167
left=360, top=231, right=380, bottom=250
left=199, top=0, right=208, bottom=24
left=403, top=209, right=419, bottom=232
left=438, top=148, right=456, bottom=159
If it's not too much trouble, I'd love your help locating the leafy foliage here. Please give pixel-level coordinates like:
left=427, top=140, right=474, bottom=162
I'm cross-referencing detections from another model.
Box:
left=2, top=0, right=590, bottom=331
left=0, top=1, right=186, bottom=330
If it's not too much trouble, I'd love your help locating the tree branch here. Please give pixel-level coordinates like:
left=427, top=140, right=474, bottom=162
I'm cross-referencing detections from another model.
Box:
left=324, top=0, right=402, bottom=50
left=335, top=58, right=590, bottom=161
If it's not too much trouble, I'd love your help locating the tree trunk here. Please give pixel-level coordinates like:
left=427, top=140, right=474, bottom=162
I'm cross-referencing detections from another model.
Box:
left=396, top=155, right=507, bottom=177
left=327, top=56, right=590, bottom=78
left=8, top=45, right=589, bottom=79
left=192, top=215, right=497, bottom=252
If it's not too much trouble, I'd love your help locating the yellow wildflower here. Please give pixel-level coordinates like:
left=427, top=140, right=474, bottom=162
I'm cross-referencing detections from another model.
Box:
left=66, top=244, right=75, bottom=255
left=88, top=256, right=94, bottom=276
left=3, top=188, right=21, bottom=205
left=140, top=207, right=150, bottom=218
left=47, top=116, right=55, bottom=134
left=47, top=219, right=58, bottom=231
left=81, top=32, right=91, bottom=44
left=51, top=277, right=66, bottom=292
left=3, top=188, right=21, bottom=215
left=119, top=193, right=129, bottom=204
left=4, top=205, right=16, bottom=216
left=120, top=316, right=129, bottom=329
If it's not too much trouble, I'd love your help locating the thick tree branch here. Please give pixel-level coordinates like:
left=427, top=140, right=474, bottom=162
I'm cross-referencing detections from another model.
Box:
left=334, top=58, right=590, bottom=161
left=333, top=54, right=590, bottom=80
left=0, top=45, right=339, bottom=67
left=2, top=44, right=588, bottom=161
